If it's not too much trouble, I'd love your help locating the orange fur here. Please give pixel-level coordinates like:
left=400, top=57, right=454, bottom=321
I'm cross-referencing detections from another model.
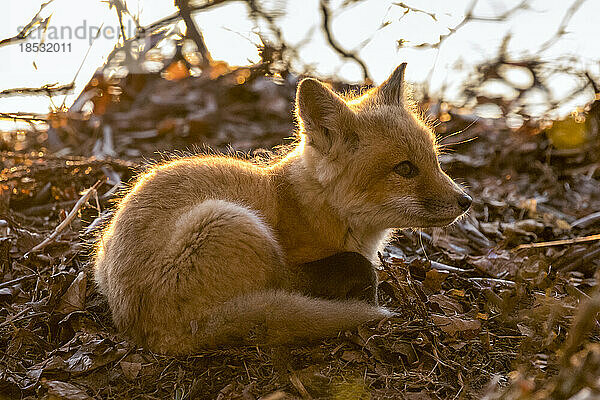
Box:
left=94, top=64, right=471, bottom=354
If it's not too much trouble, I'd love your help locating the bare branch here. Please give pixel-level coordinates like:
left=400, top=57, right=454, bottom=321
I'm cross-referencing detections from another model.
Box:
left=0, top=0, right=55, bottom=48
left=407, top=0, right=529, bottom=50
left=0, top=83, right=75, bottom=98
left=175, top=0, right=213, bottom=68
left=320, top=0, right=371, bottom=82
left=539, top=0, right=589, bottom=52
left=0, top=112, right=51, bottom=122
left=28, top=179, right=106, bottom=255
left=585, top=72, right=599, bottom=94
left=394, top=2, right=437, bottom=21
left=104, top=0, right=140, bottom=44
left=134, top=0, right=229, bottom=41
left=247, top=0, right=285, bottom=44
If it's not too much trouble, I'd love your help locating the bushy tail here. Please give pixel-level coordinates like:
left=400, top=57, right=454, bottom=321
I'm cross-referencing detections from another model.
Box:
left=197, top=290, right=392, bottom=347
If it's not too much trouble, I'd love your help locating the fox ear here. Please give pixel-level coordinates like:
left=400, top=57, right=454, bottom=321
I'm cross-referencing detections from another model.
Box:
left=296, top=78, right=357, bottom=153
left=377, top=63, right=407, bottom=106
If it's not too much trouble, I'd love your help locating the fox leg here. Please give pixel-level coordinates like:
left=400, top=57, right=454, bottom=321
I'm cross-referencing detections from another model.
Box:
left=294, top=252, right=378, bottom=305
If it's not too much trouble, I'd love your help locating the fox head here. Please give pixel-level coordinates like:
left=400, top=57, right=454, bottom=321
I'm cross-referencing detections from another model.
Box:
left=295, top=63, right=471, bottom=230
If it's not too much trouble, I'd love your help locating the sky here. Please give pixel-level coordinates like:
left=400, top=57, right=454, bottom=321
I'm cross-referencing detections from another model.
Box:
left=1, top=0, right=599, bottom=120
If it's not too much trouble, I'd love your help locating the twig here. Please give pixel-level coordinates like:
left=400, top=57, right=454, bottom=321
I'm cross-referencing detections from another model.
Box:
left=409, top=0, right=528, bottom=49
left=394, top=2, right=437, bottom=21
left=289, top=371, right=312, bottom=400
left=320, top=0, right=371, bottom=82
left=0, top=274, right=37, bottom=290
left=572, top=211, right=600, bottom=229
left=430, top=261, right=470, bottom=273
left=0, top=306, right=34, bottom=328
left=27, top=179, right=105, bottom=254
left=0, top=0, right=54, bottom=48
left=246, top=0, right=296, bottom=70
left=0, top=309, right=47, bottom=328
left=106, top=0, right=140, bottom=44
left=175, top=0, right=213, bottom=68
left=134, top=0, right=229, bottom=42
left=469, top=277, right=515, bottom=286
left=99, top=0, right=228, bottom=75
left=585, top=71, right=600, bottom=95
left=539, top=0, right=589, bottom=52
left=246, top=0, right=285, bottom=45
left=514, top=233, right=600, bottom=251
left=0, top=83, right=74, bottom=98
left=0, top=112, right=49, bottom=122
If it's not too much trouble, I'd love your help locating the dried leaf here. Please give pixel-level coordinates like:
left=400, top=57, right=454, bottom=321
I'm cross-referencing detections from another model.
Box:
left=64, top=338, right=126, bottom=374
left=424, top=269, right=448, bottom=292
left=120, top=361, right=142, bottom=380
left=27, top=355, right=68, bottom=381
left=340, top=350, right=365, bottom=363
left=56, top=271, right=87, bottom=314
left=120, top=354, right=144, bottom=380
left=429, top=294, right=463, bottom=315
left=42, top=379, right=92, bottom=400
left=431, top=314, right=482, bottom=337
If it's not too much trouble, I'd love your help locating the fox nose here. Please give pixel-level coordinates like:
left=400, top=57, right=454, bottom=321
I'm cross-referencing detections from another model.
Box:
left=457, top=193, right=472, bottom=211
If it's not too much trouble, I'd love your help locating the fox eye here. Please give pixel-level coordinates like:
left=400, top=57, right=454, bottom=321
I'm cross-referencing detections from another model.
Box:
left=394, top=161, right=419, bottom=178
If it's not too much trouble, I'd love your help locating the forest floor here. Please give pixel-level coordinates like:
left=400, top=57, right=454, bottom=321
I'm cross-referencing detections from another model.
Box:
left=1, top=64, right=599, bottom=399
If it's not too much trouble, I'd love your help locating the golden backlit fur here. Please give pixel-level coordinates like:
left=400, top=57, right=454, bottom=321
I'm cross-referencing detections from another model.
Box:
left=94, top=64, right=471, bottom=354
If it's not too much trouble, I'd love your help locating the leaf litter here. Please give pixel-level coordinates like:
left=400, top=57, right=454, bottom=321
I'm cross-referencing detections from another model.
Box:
left=0, top=63, right=599, bottom=399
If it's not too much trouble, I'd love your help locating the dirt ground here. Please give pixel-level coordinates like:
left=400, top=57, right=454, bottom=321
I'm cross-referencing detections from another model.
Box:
left=1, top=65, right=599, bottom=399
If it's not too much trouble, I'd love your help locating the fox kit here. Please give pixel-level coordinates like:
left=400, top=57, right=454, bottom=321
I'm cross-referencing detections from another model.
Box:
left=94, top=64, right=472, bottom=354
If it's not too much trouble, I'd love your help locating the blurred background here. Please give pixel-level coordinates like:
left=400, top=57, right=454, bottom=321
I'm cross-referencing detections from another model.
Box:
left=2, top=0, right=599, bottom=120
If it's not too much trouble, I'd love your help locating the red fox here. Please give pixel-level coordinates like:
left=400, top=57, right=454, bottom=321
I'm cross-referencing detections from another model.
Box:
left=93, top=64, right=471, bottom=354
